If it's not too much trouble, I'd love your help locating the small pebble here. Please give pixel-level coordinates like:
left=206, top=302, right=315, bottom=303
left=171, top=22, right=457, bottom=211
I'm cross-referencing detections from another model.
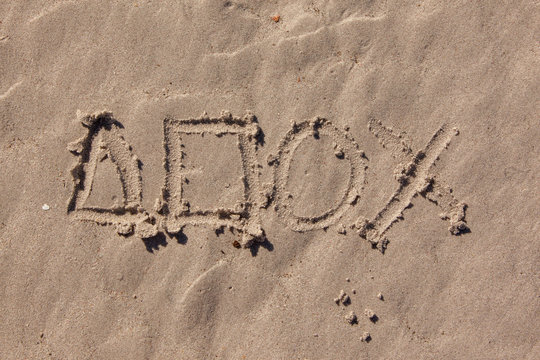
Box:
left=42, top=204, right=50, bottom=211
left=336, top=289, right=350, bottom=305
left=352, top=289, right=357, bottom=294
left=335, top=289, right=351, bottom=305
left=345, top=277, right=350, bottom=282
left=377, top=292, right=384, bottom=300
left=365, top=309, right=376, bottom=321
left=361, top=332, right=371, bottom=342
left=345, top=311, right=357, bottom=325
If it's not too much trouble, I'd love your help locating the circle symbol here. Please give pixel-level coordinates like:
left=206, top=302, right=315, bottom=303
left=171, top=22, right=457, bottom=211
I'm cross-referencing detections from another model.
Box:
left=273, top=118, right=366, bottom=231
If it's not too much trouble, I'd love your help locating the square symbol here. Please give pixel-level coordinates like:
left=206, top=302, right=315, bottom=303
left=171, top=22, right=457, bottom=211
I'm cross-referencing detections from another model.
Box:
left=160, top=111, right=265, bottom=246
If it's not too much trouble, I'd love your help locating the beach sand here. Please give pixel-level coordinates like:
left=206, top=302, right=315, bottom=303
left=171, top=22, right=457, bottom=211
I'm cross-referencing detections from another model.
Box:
left=0, top=1, right=538, bottom=359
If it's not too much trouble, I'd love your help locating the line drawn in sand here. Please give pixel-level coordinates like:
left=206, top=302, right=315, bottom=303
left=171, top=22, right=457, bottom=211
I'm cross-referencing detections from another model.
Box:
left=352, top=119, right=469, bottom=252
left=67, top=111, right=469, bottom=252
left=67, top=112, right=158, bottom=238
left=157, top=111, right=266, bottom=248
left=269, top=117, right=367, bottom=231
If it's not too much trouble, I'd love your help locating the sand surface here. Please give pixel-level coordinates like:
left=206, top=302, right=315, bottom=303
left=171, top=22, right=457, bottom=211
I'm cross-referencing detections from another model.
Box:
left=0, top=1, right=539, bottom=359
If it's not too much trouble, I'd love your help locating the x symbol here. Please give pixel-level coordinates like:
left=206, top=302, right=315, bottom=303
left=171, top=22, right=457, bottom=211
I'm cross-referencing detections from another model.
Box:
left=356, top=120, right=469, bottom=252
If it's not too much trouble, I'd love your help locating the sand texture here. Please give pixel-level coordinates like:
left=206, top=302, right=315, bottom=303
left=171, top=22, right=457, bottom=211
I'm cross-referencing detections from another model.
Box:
left=0, top=1, right=539, bottom=359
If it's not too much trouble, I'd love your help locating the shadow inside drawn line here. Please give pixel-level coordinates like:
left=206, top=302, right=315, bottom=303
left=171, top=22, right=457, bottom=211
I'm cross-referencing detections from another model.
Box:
left=142, top=230, right=189, bottom=253
left=249, top=237, right=274, bottom=257
left=453, top=227, right=471, bottom=236
left=142, top=232, right=168, bottom=253
left=252, top=115, right=265, bottom=147
left=215, top=226, right=225, bottom=237
left=171, top=231, right=188, bottom=245
left=142, top=228, right=273, bottom=255
left=255, top=128, right=265, bottom=147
